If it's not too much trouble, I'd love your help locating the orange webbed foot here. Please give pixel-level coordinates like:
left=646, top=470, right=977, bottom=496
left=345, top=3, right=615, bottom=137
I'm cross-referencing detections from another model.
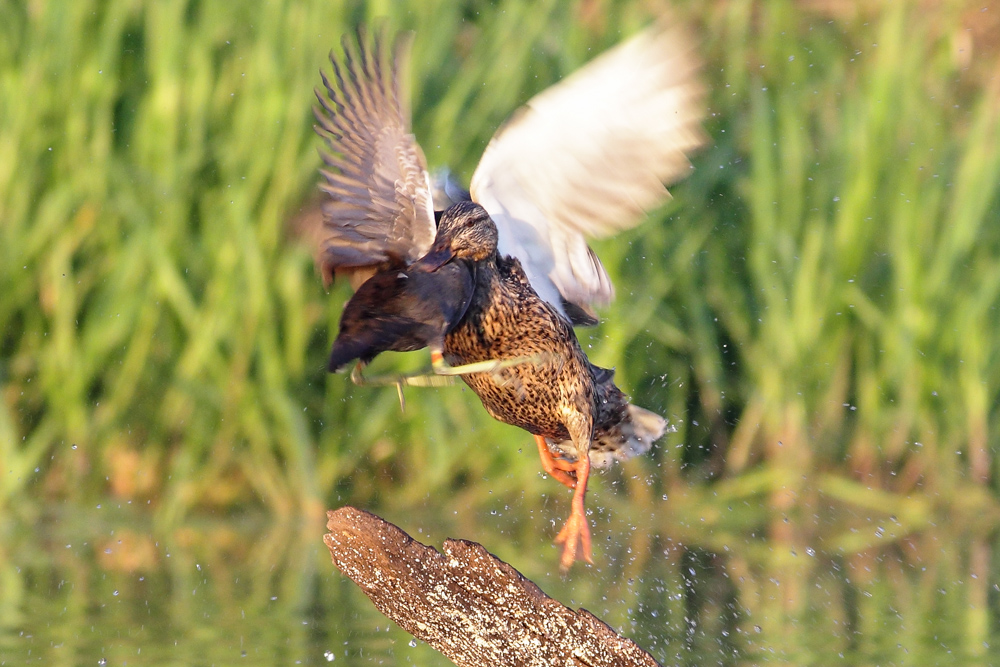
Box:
left=534, top=435, right=577, bottom=488
left=554, top=505, right=593, bottom=570
left=552, top=448, right=592, bottom=571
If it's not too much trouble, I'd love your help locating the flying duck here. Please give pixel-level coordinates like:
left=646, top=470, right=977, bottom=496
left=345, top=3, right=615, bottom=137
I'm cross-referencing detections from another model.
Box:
left=313, top=20, right=705, bottom=568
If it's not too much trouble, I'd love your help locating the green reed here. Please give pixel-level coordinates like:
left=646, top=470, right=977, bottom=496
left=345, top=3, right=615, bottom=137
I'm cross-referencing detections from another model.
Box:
left=1, top=0, right=999, bottom=526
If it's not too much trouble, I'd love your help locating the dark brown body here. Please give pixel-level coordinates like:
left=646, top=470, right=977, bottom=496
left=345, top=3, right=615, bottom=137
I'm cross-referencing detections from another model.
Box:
left=327, top=259, right=475, bottom=373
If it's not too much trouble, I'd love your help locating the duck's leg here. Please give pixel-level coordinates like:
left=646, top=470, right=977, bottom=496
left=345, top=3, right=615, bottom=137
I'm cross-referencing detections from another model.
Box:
left=349, top=362, right=422, bottom=412
left=349, top=361, right=456, bottom=389
left=534, top=435, right=577, bottom=489
left=553, top=414, right=594, bottom=570
left=429, top=349, right=544, bottom=377
left=349, top=349, right=547, bottom=390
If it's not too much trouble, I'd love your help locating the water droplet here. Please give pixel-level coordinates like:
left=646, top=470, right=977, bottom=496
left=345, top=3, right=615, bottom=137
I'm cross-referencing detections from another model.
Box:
left=409, top=639, right=418, bottom=648
left=324, top=650, right=335, bottom=661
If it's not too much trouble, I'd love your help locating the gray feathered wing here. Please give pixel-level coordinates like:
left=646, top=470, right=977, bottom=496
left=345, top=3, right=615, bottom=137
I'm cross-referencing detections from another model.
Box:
left=470, top=16, right=707, bottom=320
left=313, top=27, right=435, bottom=289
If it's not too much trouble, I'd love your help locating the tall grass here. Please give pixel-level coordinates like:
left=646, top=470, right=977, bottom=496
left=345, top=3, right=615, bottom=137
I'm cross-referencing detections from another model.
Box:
left=1, top=0, right=999, bottom=527
left=602, top=0, right=1000, bottom=522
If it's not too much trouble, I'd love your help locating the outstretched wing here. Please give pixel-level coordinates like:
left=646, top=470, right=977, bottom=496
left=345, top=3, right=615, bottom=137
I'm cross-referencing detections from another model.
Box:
left=314, top=26, right=435, bottom=288
left=470, top=16, right=706, bottom=318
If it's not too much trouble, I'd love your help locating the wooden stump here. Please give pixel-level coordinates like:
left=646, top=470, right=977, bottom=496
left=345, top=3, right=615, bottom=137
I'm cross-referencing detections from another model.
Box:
left=324, top=506, right=661, bottom=667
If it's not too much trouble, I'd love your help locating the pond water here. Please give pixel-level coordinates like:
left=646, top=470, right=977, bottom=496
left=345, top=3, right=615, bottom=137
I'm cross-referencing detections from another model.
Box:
left=1, top=489, right=997, bottom=666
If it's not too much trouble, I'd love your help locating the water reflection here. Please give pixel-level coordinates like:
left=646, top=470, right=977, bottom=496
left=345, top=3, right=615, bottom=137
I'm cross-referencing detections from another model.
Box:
left=1, top=492, right=997, bottom=665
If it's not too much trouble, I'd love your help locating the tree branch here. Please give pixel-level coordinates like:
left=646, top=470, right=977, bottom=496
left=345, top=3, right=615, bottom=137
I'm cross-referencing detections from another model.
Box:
left=324, top=506, right=661, bottom=667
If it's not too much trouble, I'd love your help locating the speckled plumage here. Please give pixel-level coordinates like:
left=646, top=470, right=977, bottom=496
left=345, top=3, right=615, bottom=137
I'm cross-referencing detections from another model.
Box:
left=441, top=204, right=666, bottom=569
left=445, top=249, right=663, bottom=469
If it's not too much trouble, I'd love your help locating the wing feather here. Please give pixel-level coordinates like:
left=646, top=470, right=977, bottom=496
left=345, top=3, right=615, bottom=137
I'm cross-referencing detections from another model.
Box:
left=471, top=16, right=706, bottom=312
left=313, top=26, right=435, bottom=287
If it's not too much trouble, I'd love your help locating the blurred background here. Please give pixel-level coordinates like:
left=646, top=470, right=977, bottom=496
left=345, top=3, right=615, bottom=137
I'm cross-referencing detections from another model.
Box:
left=2, top=0, right=1000, bottom=664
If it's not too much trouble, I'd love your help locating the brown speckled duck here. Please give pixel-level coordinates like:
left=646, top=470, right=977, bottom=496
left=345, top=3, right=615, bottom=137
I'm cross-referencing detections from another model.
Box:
left=433, top=201, right=668, bottom=569
left=312, top=22, right=704, bottom=569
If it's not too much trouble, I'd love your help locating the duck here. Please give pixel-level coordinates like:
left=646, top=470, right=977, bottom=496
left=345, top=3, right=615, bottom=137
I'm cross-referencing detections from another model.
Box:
left=324, top=210, right=476, bottom=375
left=312, top=21, right=704, bottom=568
left=432, top=200, right=669, bottom=569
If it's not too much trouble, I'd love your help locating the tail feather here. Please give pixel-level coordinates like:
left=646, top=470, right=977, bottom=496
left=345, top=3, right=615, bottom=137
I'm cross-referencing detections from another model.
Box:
left=327, top=316, right=424, bottom=372
left=327, top=338, right=372, bottom=373
left=612, top=404, right=667, bottom=462
left=546, top=403, right=667, bottom=469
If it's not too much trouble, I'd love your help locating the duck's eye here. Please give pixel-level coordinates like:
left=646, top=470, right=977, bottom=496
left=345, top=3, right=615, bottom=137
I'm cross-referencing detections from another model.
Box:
left=465, top=220, right=475, bottom=228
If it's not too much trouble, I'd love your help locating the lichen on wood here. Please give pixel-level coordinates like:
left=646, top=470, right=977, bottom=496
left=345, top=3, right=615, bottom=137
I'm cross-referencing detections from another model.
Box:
left=324, top=506, right=661, bottom=667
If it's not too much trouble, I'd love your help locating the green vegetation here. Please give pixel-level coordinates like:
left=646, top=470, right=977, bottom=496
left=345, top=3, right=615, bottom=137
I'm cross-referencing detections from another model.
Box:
left=2, top=0, right=999, bottom=554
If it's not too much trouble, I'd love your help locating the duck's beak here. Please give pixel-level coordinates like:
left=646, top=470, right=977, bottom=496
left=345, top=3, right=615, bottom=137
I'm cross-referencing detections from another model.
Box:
left=415, top=245, right=454, bottom=271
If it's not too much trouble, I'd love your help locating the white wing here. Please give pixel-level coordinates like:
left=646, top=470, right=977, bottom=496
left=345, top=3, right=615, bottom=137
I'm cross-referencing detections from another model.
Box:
left=470, top=16, right=706, bottom=320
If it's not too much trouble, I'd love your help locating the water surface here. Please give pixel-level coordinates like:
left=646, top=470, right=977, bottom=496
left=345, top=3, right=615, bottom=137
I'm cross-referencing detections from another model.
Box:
left=2, top=489, right=997, bottom=666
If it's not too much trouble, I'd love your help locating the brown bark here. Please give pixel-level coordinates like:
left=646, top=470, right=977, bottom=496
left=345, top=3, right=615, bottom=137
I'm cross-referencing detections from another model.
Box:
left=324, top=506, right=661, bottom=667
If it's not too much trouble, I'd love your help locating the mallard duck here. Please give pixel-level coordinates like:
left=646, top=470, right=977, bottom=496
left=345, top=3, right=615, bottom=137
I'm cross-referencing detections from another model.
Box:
left=429, top=200, right=669, bottom=569
left=313, top=21, right=704, bottom=568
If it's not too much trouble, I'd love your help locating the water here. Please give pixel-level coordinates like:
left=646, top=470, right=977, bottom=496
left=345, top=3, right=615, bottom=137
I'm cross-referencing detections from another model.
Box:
left=1, top=493, right=997, bottom=666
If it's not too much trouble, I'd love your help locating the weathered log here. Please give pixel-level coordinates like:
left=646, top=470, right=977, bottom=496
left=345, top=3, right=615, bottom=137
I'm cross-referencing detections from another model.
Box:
left=324, top=506, right=661, bottom=667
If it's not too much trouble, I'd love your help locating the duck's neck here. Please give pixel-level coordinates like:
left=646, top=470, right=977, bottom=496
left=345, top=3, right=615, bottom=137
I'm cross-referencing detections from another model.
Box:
left=469, top=254, right=500, bottom=303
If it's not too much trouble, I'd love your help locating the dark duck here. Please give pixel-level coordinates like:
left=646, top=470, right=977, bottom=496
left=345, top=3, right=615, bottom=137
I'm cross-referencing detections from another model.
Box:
left=326, top=201, right=516, bottom=382
left=312, top=22, right=705, bottom=569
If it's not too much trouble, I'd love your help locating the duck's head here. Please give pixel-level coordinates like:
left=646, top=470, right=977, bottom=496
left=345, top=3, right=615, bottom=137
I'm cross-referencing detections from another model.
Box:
left=417, top=201, right=498, bottom=269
